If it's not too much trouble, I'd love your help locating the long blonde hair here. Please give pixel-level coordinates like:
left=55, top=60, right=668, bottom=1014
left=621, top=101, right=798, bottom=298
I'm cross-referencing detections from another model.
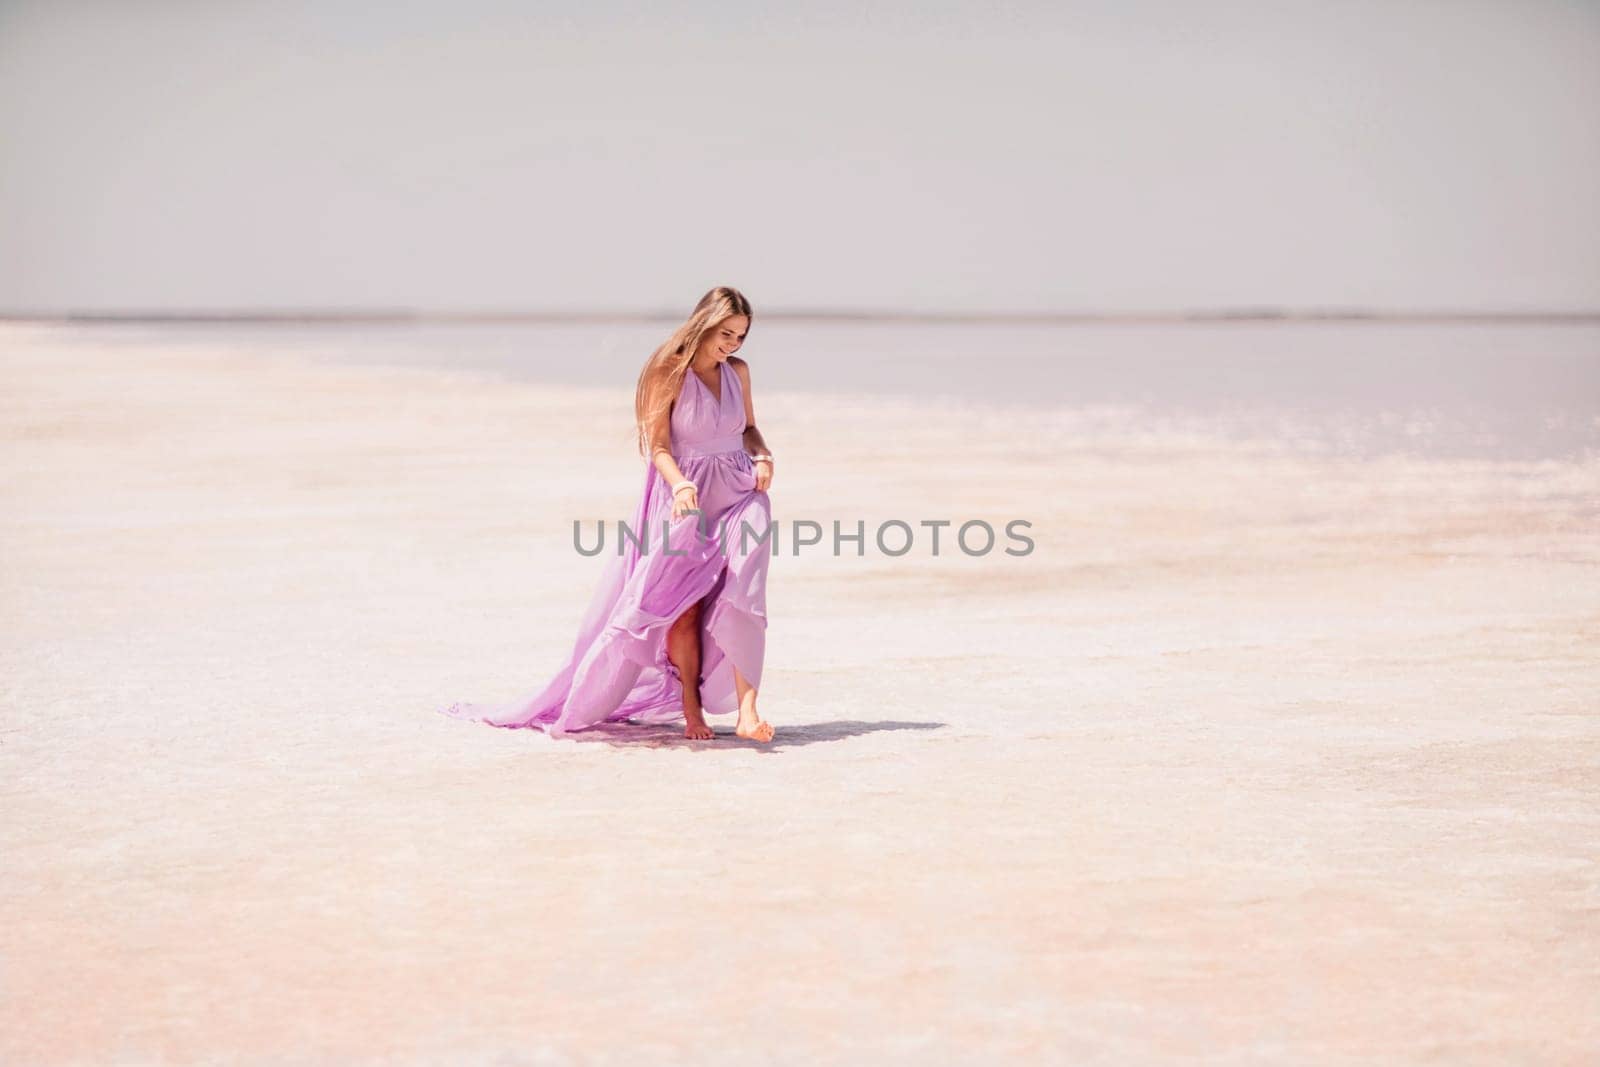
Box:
left=633, top=286, right=754, bottom=458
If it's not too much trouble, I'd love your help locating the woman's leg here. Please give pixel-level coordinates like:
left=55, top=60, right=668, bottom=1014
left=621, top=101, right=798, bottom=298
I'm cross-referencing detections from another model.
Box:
left=721, top=493, right=774, bottom=742
left=733, top=664, right=773, bottom=742
left=667, top=599, right=712, bottom=739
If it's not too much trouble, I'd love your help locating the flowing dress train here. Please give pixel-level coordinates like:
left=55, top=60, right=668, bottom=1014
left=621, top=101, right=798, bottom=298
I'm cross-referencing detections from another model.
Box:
left=437, top=358, right=772, bottom=737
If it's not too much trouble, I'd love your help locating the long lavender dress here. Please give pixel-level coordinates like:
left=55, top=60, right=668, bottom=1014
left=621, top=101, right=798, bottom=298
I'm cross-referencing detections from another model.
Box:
left=438, top=358, right=771, bottom=737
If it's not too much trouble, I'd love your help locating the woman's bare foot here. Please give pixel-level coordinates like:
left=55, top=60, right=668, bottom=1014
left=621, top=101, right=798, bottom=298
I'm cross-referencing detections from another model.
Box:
left=684, top=710, right=714, bottom=740
left=734, top=711, right=774, bottom=742
left=731, top=668, right=771, bottom=741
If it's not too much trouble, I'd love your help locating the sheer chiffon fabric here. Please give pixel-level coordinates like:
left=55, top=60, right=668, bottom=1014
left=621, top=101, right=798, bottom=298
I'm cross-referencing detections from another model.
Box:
left=438, top=359, right=772, bottom=737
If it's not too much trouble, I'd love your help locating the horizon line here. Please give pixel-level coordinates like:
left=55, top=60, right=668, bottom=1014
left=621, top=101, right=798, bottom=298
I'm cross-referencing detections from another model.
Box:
left=3, top=305, right=1599, bottom=326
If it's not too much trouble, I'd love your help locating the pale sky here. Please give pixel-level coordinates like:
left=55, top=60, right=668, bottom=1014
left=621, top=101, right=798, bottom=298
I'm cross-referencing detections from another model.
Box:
left=1, top=0, right=1596, bottom=314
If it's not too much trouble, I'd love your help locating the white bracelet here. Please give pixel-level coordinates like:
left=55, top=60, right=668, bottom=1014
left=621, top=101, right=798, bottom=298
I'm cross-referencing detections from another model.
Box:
left=750, top=454, right=773, bottom=463
left=670, top=480, right=696, bottom=496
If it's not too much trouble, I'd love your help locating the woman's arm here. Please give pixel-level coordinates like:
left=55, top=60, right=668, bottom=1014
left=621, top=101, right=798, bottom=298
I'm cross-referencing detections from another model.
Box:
left=729, top=356, right=774, bottom=491
left=645, top=393, right=699, bottom=519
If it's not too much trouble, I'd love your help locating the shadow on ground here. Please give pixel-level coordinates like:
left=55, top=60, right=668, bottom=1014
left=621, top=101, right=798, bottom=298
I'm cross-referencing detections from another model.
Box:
left=560, top=718, right=947, bottom=751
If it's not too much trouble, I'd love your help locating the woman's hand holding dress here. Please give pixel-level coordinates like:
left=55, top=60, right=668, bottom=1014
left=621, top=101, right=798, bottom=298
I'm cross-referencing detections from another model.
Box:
left=672, top=484, right=700, bottom=521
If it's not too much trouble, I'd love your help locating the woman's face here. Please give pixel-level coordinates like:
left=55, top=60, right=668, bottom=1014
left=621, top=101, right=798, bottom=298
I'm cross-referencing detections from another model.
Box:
left=699, top=315, right=749, bottom=362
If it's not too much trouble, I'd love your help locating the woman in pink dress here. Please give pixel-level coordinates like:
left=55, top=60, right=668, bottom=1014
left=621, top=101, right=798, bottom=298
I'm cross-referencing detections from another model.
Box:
left=439, top=286, right=776, bottom=741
